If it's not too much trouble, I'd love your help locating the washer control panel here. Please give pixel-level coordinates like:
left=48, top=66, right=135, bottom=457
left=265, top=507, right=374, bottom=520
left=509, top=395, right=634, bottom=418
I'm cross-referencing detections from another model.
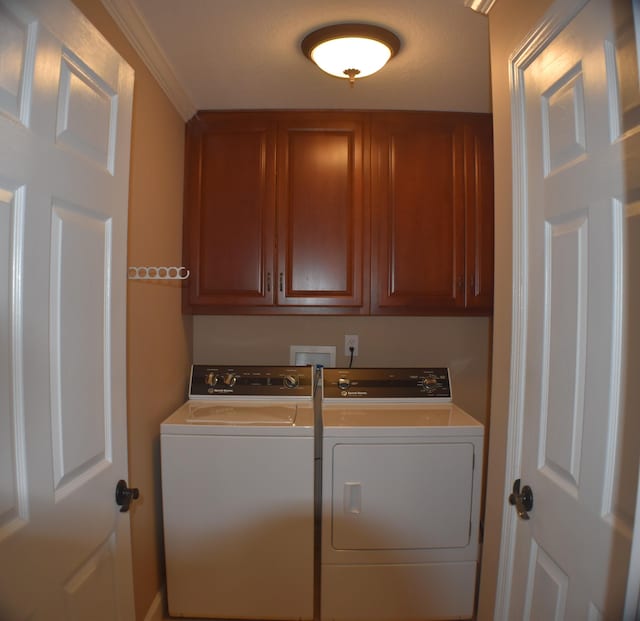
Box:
left=323, top=367, right=451, bottom=400
left=190, top=365, right=313, bottom=398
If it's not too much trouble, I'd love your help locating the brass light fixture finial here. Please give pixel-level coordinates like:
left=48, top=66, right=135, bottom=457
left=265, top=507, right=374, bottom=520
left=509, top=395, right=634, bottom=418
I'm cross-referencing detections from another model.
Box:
left=301, top=23, right=401, bottom=86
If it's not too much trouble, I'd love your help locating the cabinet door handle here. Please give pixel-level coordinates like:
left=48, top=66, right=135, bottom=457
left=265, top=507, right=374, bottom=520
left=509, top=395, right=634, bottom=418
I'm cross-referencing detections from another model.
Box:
left=267, top=272, right=271, bottom=292
left=279, top=272, right=283, bottom=292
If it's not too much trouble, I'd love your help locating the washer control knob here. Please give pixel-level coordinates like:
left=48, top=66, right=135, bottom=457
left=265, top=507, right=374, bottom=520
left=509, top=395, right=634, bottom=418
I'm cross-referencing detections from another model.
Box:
left=338, top=377, right=351, bottom=391
left=283, top=375, right=299, bottom=389
left=222, top=373, right=237, bottom=387
left=205, top=372, right=218, bottom=387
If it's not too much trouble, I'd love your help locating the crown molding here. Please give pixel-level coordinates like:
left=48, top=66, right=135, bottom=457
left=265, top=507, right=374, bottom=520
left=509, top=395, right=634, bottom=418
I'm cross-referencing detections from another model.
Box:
left=464, top=0, right=496, bottom=15
left=100, top=0, right=196, bottom=120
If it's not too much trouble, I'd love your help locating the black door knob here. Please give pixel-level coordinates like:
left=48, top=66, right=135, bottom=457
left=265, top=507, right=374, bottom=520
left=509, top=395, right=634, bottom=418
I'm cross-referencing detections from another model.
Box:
left=509, top=478, right=533, bottom=520
left=115, top=479, right=139, bottom=513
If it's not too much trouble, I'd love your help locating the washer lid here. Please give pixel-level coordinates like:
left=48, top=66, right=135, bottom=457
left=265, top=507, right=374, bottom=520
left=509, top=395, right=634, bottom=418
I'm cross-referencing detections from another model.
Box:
left=161, top=400, right=314, bottom=436
left=186, top=404, right=296, bottom=425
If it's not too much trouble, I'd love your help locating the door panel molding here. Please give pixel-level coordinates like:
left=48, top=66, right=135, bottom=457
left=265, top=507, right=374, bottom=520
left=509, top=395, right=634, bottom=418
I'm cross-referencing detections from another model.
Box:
left=0, top=183, right=28, bottom=542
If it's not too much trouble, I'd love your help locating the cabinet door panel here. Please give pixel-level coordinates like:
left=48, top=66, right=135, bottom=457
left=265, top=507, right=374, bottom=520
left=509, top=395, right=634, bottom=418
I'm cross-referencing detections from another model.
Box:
left=371, top=113, right=465, bottom=313
left=185, top=115, right=276, bottom=308
left=464, top=117, right=494, bottom=310
left=277, top=115, right=367, bottom=309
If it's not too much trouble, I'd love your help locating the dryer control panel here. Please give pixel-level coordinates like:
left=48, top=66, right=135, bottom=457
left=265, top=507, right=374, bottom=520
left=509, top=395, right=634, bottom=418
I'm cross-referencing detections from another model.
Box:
left=323, top=367, right=451, bottom=400
left=190, top=365, right=314, bottom=398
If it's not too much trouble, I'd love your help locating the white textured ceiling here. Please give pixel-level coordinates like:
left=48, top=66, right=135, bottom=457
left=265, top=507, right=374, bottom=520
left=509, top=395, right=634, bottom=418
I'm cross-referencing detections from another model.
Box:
left=115, top=0, right=491, bottom=118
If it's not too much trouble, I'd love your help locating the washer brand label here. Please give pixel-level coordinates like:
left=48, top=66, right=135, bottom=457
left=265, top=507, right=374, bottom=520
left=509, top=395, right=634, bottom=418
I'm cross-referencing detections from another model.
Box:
left=343, top=391, right=368, bottom=397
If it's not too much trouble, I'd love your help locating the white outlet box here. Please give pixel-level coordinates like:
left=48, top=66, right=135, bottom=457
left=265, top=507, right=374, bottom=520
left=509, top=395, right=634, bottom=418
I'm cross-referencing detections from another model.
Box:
left=344, top=334, right=359, bottom=356
left=289, top=345, right=336, bottom=367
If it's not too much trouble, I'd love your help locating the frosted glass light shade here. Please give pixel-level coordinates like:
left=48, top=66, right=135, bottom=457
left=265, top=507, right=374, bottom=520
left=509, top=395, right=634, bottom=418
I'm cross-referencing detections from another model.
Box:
left=311, top=37, right=392, bottom=79
left=301, top=24, right=401, bottom=83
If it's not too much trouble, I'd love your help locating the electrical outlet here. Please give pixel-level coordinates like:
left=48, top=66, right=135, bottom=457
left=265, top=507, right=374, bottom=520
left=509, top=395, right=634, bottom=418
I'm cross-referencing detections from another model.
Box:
left=344, top=334, right=359, bottom=357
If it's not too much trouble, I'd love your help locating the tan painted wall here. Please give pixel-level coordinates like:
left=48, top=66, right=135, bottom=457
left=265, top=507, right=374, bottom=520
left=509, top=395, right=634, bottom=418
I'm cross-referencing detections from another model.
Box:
left=476, top=0, right=553, bottom=618
left=194, top=315, right=492, bottom=425
left=70, top=2, right=192, bottom=619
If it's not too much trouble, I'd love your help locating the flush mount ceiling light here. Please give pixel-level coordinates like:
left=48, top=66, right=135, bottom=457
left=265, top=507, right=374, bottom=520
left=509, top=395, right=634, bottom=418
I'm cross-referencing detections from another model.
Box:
left=301, top=23, right=401, bottom=86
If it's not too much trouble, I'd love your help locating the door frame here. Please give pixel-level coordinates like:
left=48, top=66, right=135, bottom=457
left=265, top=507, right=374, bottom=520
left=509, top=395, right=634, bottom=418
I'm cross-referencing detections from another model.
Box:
left=492, top=0, right=640, bottom=617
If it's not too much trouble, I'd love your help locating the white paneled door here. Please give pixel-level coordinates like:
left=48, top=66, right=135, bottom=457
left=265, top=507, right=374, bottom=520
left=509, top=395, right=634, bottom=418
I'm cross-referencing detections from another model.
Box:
left=499, top=0, right=640, bottom=619
left=0, top=0, right=135, bottom=619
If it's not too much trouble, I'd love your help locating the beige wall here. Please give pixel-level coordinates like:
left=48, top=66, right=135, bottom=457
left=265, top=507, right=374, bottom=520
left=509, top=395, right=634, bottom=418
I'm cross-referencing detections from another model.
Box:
left=476, top=0, right=553, bottom=618
left=194, top=315, right=492, bottom=424
left=70, top=2, right=192, bottom=619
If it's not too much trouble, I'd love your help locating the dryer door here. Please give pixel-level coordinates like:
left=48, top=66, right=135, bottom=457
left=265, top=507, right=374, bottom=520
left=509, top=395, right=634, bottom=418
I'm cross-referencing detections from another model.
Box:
left=331, top=442, right=475, bottom=550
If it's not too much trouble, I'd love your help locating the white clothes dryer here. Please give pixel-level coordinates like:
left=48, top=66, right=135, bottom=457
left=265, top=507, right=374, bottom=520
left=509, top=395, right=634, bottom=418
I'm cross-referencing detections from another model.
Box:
left=161, top=365, right=315, bottom=620
left=321, top=367, right=484, bottom=621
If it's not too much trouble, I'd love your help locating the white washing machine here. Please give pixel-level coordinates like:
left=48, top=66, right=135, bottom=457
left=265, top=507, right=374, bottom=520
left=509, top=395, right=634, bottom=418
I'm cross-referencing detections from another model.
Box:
left=161, top=365, right=315, bottom=620
left=321, top=367, right=484, bottom=621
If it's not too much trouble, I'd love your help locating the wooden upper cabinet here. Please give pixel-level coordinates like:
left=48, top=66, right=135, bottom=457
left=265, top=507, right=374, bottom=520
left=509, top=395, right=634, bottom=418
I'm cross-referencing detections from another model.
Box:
left=464, top=116, right=494, bottom=311
left=276, top=113, right=368, bottom=309
left=183, top=110, right=492, bottom=315
left=371, top=112, right=466, bottom=314
left=183, top=111, right=368, bottom=314
left=183, top=113, right=277, bottom=311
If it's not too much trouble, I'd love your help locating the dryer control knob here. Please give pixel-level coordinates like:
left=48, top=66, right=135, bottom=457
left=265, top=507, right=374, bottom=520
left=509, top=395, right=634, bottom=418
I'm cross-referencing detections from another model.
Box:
left=338, top=377, right=351, bottom=390
left=283, top=375, right=299, bottom=389
left=420, top=377, right=438, bottom=392
left=421, top=383, right=437, bottom=394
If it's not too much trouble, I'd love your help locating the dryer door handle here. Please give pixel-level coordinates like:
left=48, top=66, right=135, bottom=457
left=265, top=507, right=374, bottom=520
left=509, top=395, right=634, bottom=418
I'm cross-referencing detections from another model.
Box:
left=344, top=482, right=362, bottom=514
